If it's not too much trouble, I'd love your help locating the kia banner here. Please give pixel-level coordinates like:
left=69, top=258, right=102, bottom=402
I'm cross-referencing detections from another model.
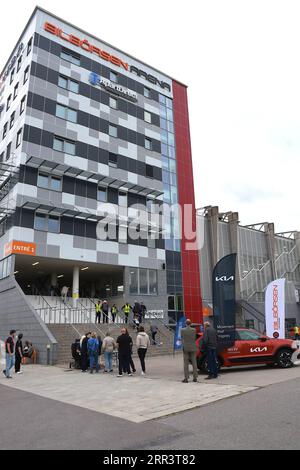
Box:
left=174, top=315, right=186, bottom=351
left=265, top=279, right=286, bottom=339
left=212, top=254, right=237, bottom=351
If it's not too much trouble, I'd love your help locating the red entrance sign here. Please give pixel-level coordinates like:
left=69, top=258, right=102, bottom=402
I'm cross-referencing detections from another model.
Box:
left=4, top=241, right=36, bottom=257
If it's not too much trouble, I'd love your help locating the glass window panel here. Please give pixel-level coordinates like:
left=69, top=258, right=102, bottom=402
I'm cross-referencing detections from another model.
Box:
left=34, top=214, right=47, bottom=231
left=110, top=71, right=118, bottom=82
left=67, top=108, right=77, bottom=123
left=129, top=268, right=138, bottom=294
left=64, top=140, right=75, bottom=155
left=169, top=159, right=176, bottom=173
left=71, top=55, right=80, bottom=66
left=170, top=186, right=178, bottom=203
left=144, top=111, right=152, bottom=123
left=170, top=172, right=177, bottom=186
left=149, top=270, right=157, bottom=294
left=176, top=295, right=183, bottom=310
left=50, top=176, right=61, bottom=191
left=167, top=107, right=173, bottom=121
left=159, top=106, right=167, bottom=118
left=161, top=143, right=168, bottom=155
left=168, top=295, right=175, bottom=310
left=109, top=97, right=118, bottom=109
left=48, top=216, right=60, bottom=233
left=56, top=104, right=65, bottom=119
left=37, top=174, right=49, bottom=189
left=145, top=138, right=152, bottom=150
left=69, top=80, right=79, bottom=93
left=166, top=98, right=173, bottom=109
left=167, top=121, right=174, bottom=133
left=168, top=146, right=175, bottom=159
left=162, top=156, right=169, bottom=170
left=144, top=87, right=150, bottom=98
left=165, top=239, right=174, bottom=250
left=119, top=226, right=127, bottom=244
left=109, top=125, right=118, bottom=137
left=53, top=138, right=63, bottom=152
left=139, top=269, right=148, bottom=294
left=161, top=130, right=168, bottom=144
left=161, top=118, right=167, bottom=130
left=159, top=95, right=166, bottom=105
left=168, top=133, right=175, bottom=147
left=162, top=170, right=170, bottom=184
left=58, top=76, right=68, bottom=89
left=163, top=186, right=171, bottom=203
left=97, top=187, right=107, bottom=202
left=60, top=51, right=70, bottom=61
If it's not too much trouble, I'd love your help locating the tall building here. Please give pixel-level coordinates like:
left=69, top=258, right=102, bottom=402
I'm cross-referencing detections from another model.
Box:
left=0, top=7, right=202, bottom=361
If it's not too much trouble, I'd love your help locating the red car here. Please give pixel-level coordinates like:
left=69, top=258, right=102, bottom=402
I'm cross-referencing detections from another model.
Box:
left=196, top=328, right=297, bottom=373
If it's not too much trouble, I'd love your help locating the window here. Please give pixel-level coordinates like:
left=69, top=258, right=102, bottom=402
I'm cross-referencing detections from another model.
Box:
left=129, top=268, right=158, bottom=295
left=6, top=94, right=12, bottom=111
left=9, top=112, right=15, bottom=129
left=144, top=111, right=152, bottom=124
left=23, top=66, right=29, bottom=84
left=118, top=191, right=127, bottom=207
left=20, top=95, right=26, bottom=114
left=146, top=165, right=154, bottom=178
left=37, top=173, right=61, bottom=191
left=110, top=71, right=118, bottom=83
left=13, top=83, right=19, bottom=100
left=97, top=186, right=107, bottom=202
left=109, top=124, right=118, bottom=138
left=17, top=55, right=22, bottom=72
left=149, top=270, right=158, bottom=294
left=145, top=137, right=152, bottom=150
left=2, top=122, right=8, bottom=139
left=53, top=136, right=76, bottom=155
left=139, top=269, right=148, bottom=295
left=60, top=48, right=80, bottom=66
left=34, top=213, right=60, bottom=233
left=108, top=152, right=118, bottom=168
left=27, top=37, right=32, bottom=56
left=6, top=142, right=11, bottom=161
left=144, top=87, right=150, bottom=98
left=109, top=96, right=118, bottom=109
left=55, top=103, right=77, bottom=123
left=16, top=128, right=22, bottom=148
left=10, top=68, right=15, bottom=85
left=58, top=75, right=79, bottom=93
left=129, top=268, right=138, bottom=294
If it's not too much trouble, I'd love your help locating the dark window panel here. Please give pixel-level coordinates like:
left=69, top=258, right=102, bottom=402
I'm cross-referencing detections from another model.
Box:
left=74, top=219, right=85, bottom=237
left=86, top=220, right=96, bottom=238
left=21, top=209, right=34, bottom=229
left=62, top=176, right=75, bottom=194
left=107, top=187, right=118, bottom=204
left=89, top=114, right=99, bottom=131
left=128, top=129, right=137, bottom=145
left=87, top=144, right=98, bottom=162
left=61, top=217, right=74, bottom=235
left=41, top=130, right=53, bottom=149
left=79, top=82, right=90, bottom=98
left=75, top=179, right=87, bottom=197
left=87, top=182, right=97, bottom=199
left=76, top=141, right=88, bottom=159
left=99, top=148, right=109, bottom=164
left=80, top=55, right=91, bottom=70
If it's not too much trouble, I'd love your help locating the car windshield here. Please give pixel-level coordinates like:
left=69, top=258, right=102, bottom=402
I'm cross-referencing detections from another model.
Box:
left=237, top=329, right=262, bottom=341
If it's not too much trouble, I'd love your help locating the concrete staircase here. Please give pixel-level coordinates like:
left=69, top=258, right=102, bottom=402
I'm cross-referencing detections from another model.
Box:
left=47, top=321, right=176, bottom=366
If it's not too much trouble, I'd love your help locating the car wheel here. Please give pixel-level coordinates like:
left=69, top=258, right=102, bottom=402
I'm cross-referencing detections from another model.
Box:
left=276, top=348, right=294, bottom=368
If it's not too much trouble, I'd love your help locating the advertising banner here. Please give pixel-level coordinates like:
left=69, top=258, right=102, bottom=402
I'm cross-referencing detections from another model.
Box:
left=213, top=254, right=237, bottom=351
left=173, top=315, right=186, bottom=351
left=265, top=279, right=286, bottom=339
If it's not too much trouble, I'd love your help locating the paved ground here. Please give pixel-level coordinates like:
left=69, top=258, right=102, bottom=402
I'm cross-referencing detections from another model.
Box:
left=1, top=355, right=300, bottom=449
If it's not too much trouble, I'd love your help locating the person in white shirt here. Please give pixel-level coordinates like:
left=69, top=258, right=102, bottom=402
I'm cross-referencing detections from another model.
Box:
left=136, top=326, right=150, bottom=375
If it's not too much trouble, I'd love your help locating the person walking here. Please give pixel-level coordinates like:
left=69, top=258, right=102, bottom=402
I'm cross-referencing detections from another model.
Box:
left=133, top=301, right=142, bottom=324
left=136, top=326, right=150, bottom=375
left=3, top=330, right=16, bottom=379
left=181, top=319, right=198, bottom=383
left=141, top=302, right=147, bottom=322
left=116, top=328, right=132, bottom=377
left=61, top=285, right=69, bottom=303
left=122, top=302, right=131, bottom=324
left=150, top=322, right=158, bottom=345
left=102, top=331, right=117, bottom=373
left=102, top=300, right=109, bottom=324
left=202, top=321, right=219, bottom=379
left=95, top=300, right=101, bottom=324
left=80, top=332, right=91, bottom=372
left=87, top=332, right=100, bottom=374
left=127, top=329, right=136, bottom=373
left=15, top=333, right=24, bottom=374
left=111, top=304, right=118, bottom=323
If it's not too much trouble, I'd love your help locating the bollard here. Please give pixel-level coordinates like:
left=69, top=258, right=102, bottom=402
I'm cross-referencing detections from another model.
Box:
left=46, top=344, right=51, bottom=365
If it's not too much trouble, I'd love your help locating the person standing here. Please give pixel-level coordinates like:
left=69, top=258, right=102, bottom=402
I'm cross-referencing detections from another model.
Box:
left=181, top=319, right=198, bottom=383
left=133, top=301, right=142, bottom=324
left=116, top=328, right=132, bottom=377
left=150, top=323, right=158, bottom=345
left=61, top=285, right=69, bottom=303
left=87, top=332, right=100, bottom=374
left=95, top=300, right=101, bottom=324
left=15, top=333, right=24, bottom=374
left=141, top=302, right=147, bottom=323
left=122, top=302, right=131, bottom=324
left=102, top=331, right=117, bottom=373
left=111, top=304, right=118, bottom=323
left=102, top=300, right=109, bottom=324
left=80, top=332, right=91, bottom=372
left=127, top=329, right=136, bottom=373
left=3, top=330, right=16, bottom=379
left=202, top=321, right=219, bottom=379
left=136, top=326, right=150, bottom=375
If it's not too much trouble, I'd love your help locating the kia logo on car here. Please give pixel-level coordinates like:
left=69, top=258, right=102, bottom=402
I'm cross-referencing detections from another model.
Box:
left=250, top=347, right=268, bottom=353
left=215, top=276, right=235, bottom=282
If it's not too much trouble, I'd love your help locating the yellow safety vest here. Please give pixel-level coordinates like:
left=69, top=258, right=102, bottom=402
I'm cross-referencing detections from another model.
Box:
left=295, top=327, right=299, bottom=334
left=112, top=307, right=117, bottom=313
left=124, top=305, right=130, bottom=313
left=96, top=304, right=101, bottom=313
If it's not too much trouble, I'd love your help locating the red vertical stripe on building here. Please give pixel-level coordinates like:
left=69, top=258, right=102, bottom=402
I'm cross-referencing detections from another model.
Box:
left=172, top=80, right=203, bottom=324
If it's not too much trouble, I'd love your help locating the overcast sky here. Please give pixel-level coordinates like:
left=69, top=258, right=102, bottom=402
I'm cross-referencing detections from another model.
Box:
left=1, top=0, right=299, bottom=232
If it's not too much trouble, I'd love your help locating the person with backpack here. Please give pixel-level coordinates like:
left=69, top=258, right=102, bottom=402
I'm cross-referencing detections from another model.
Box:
left=3, top=330, right=16, bottom=379
left=136, top=326, right=151, bottom=375
left=87, top=332, right=100, bottom=374
left=15, top=333, right=24, bottom=374
left=102, top=331, right=117, bottom=373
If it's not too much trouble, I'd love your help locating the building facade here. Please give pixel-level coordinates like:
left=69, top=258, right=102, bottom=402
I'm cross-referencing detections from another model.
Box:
left=198, top=206, right=300, bottom=332
left=0, top=6, right=202, bottom=358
